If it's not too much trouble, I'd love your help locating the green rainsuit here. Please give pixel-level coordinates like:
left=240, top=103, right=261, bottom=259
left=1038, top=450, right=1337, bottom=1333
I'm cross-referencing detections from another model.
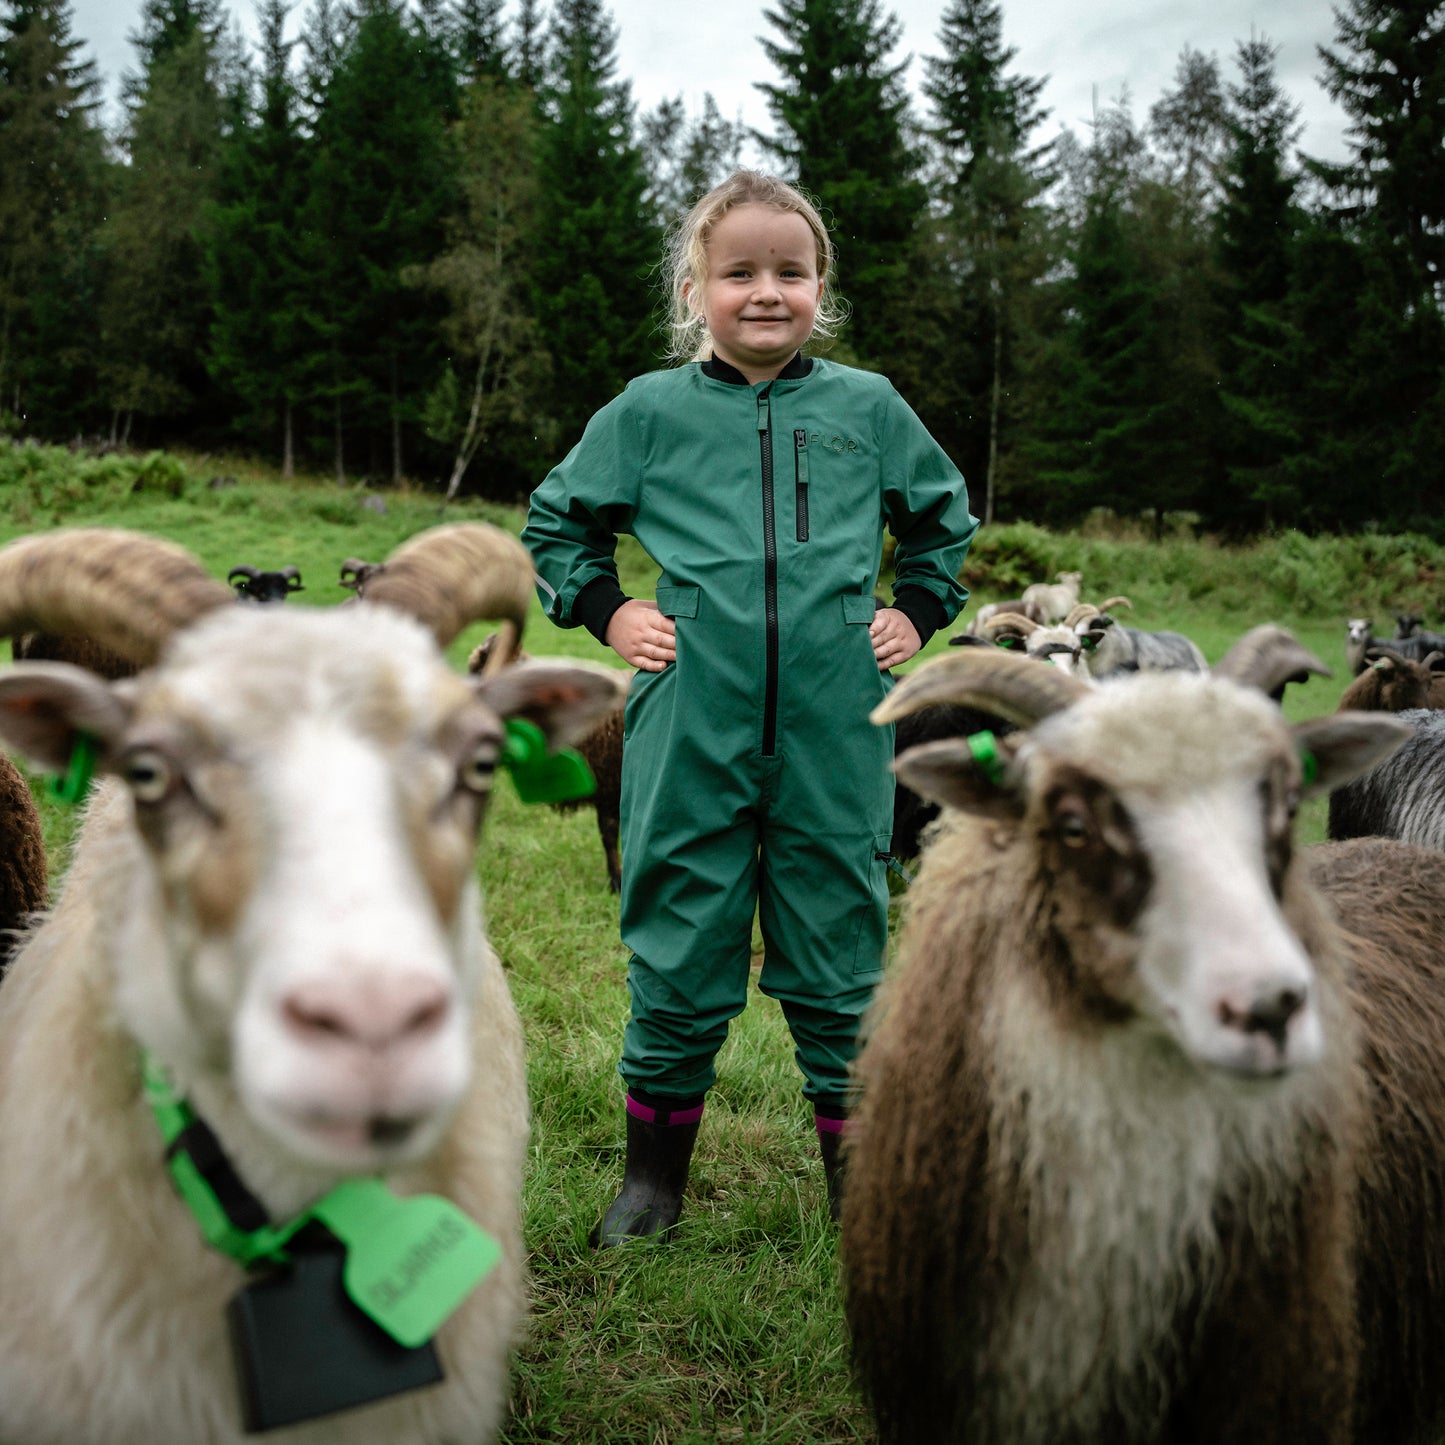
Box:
left=523, top=355, right=977, bottom=1106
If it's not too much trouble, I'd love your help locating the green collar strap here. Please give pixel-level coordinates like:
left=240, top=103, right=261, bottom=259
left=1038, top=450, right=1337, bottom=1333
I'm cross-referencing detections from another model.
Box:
left=142, top=1054, right=501, bottom=1347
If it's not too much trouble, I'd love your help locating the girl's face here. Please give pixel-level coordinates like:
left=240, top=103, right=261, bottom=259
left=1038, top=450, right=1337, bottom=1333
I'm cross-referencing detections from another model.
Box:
left=685, top=203, right=824, bottom=384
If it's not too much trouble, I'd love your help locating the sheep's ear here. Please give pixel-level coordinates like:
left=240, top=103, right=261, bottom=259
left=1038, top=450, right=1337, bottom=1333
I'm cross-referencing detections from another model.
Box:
left=1292, top=712, right=1414, bottom=798
left=472, top=659, right=628, bottom=749
left=0, top=663, right=133, bottom=773
left=893, top=732, right=1026, bottom=819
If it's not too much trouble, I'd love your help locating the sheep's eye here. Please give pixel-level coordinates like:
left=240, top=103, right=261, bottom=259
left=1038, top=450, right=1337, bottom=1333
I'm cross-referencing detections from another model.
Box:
left=458, top=744, right=498, bottom=795
left=123, top=748, right=173, bottom=803
left=1055, top=810, right=1091, bottom=847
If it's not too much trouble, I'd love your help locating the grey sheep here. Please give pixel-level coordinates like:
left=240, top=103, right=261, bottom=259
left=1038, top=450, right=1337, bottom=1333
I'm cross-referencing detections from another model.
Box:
left=1328, top=707, right=1443, bottom=851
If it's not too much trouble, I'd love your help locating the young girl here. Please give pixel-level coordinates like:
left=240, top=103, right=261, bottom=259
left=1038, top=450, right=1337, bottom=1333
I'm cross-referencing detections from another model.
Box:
left=522, top=170, right=977, bottom=1245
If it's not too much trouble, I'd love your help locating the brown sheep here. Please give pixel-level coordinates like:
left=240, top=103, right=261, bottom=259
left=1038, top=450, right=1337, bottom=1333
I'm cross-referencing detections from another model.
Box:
left=468, top=635, right=626, bottom=892
left=841, top=639, right=1445, bottom=1445
left=1337, top=646, right=1445, bottom=711
left=0, top=753, right=46, bottom=975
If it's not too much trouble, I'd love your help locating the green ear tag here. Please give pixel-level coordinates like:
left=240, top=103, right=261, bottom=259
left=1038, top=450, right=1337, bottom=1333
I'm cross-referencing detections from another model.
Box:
left=307, top=1178, right=501, bottom=1349
left=1299, top=748, right=1319, bottom=787
left=966, top=730, right=1008, bottom=786
left=501, top=718, right=596, bottom=805
left=49, top=731, right=97, bottom=805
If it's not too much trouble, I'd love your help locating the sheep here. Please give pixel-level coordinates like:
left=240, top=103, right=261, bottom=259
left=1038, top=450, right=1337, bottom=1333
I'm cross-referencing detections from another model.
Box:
left=0, top=524, right=628, bottom=1445
left=12, top=628, right=137, bottom=679
left=228, top=564, right=304, bottom=602
left=962, top=611, right=1096, bottom=681
left=0, top=751, right=46, bottom=975
left=467, top=634, right=627, bottom=893
left=841, top=637, right=1445, bottom=1445
left=1068, top=602, right=1208, bottom=679
left=1018, top=569, right=1083, bottom=624
left=1394, top=612, right=1423, bottom=639
left=1337, top=647, right=1445, bottom=712
left=1347, top=618, right=1445, bottom=674
left=961, top=596, right=1047, bottom=635
left=1344, top=617, right=1378, bottom=675
left=1328, top=706, right=1444, bottom=852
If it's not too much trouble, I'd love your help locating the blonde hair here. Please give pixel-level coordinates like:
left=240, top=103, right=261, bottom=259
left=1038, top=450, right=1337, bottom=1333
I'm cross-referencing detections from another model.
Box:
left=662, top=170, right=849, bottom=365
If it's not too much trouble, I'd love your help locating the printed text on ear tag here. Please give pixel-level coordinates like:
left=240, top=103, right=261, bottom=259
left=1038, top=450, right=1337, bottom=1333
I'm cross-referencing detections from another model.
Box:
left=307, top=1179, right=502, bottom=1348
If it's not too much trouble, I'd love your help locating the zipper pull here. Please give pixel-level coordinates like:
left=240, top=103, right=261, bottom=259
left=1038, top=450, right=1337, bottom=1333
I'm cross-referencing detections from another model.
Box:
left=756, top=381, right=772, bottom=432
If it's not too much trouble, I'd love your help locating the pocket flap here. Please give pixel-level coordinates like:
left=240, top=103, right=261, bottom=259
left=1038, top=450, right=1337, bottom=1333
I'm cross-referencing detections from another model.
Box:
left=655, top=584, right=700, bottom=619
left=842, top=594, right=881, bottom=624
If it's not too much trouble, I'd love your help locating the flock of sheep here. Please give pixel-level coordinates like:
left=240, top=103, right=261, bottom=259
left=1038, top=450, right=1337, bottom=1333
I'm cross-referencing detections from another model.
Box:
left=0, top=540, right=1441, bottom=1445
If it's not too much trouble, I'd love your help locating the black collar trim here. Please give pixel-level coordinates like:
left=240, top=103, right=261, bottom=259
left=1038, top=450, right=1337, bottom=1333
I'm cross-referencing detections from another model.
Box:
left=701, top=353, right=813, bottom=385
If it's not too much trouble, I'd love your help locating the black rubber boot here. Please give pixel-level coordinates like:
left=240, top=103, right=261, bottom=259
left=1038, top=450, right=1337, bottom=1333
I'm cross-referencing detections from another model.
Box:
left=590, top=1093, right=703, bottom=1248
left=816, top=1111, right=849, bottom=1223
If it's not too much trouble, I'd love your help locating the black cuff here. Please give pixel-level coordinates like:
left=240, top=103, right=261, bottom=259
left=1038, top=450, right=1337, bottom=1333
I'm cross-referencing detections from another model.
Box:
left=572, top=576, right=632, bottom=646
left=890, top=586, right=949, bottom=649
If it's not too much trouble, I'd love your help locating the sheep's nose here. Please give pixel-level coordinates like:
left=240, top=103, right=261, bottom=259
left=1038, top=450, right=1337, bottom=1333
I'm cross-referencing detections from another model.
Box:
left=1218, top=986, right=1307, bottom=1052
left=282, top=975, right=451, bottom=1050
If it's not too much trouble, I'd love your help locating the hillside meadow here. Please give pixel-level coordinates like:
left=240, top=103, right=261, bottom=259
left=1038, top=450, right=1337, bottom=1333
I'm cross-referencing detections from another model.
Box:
left=1, top=442, right=1439, bottom=1443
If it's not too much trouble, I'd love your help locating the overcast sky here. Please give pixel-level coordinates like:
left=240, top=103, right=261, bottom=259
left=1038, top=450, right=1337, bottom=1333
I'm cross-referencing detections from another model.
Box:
left=66, top=0, right=1354, bottom=163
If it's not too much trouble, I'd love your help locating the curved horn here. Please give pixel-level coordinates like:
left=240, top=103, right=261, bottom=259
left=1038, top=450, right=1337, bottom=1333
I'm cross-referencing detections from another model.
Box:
left=872, top=647, right=1089, bottom=730
left=978, top=611, right=1040, bottom=639
left=1062, top=603, right=1099, bottom=629
left=1213, top=625, right=1331, bottom=694
left=1097, top=595, right=1132, bottom=613
left=338, top=558, right=378, bottom=593
left=227, top=565, right=260, bottom=584
left=355, top=523, right=534, bottom=670
left=0, top=528, right=232, bottom=668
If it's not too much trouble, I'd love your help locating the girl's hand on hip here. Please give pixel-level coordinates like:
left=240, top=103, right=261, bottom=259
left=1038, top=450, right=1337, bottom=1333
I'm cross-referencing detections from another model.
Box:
left=870, top=607, right=921, bottom=671
left=607, top=598, right=677, bottom=672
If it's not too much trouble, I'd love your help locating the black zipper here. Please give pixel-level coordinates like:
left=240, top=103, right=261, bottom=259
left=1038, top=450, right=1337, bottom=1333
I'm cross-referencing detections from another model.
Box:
left=758, top=384, right=779, bottom=757
left=794, top=429, right=809, bottom=542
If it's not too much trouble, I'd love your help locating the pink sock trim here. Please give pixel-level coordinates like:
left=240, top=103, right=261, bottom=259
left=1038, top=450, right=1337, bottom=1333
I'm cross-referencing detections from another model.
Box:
left=626, top=1095, right=705, bottom=1126
left=815, top=1114, right=854, bottom=1136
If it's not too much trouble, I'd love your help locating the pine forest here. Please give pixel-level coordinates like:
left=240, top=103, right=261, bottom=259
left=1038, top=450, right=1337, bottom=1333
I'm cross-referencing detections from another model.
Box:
left=2, top=0, right=1443, bottom=538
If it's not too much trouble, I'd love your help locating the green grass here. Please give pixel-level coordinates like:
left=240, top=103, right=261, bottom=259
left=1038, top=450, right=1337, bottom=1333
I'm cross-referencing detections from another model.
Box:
left=4, top=442, right=1434, bottom=1440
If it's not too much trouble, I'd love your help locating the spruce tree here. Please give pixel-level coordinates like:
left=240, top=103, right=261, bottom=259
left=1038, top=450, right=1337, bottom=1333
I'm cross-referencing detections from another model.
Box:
left=1029, top=102, right=1163, bottom=526
left=451, top=0, right=507, bottom=81
left=1211, top=34, right=1305, bottom=533
left=915, top=0, right=1054, bottom=524
left=0, top=0, right=110, bottom=435
left=1306, top=0, right=1445, bottom=518
left=298, top=0, right=458, bottom=481
left=640, top=92, right=746, bottom=228
left=756, top=0, right=926, bottom=371
left=98, top=0, right=228, bottom=443
left=531, top=0, right=656, bottom=450
left=1133, top=48, right=1232, bottom=530
left=203, top=0, right=310, bottom=475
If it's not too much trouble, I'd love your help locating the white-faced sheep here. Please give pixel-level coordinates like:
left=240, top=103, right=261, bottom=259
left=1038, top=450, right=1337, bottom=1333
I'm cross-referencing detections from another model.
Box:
left=1336, top=616, right=1445, bottom=675
left=1018, top=569, right=1083, bottom=624
left=841, top=639, right=1445, bottom=1445
left=0, top=525, right=627, bottom=1445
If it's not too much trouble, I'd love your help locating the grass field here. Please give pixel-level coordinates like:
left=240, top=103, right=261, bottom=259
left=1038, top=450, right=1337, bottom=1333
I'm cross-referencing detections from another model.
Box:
left=4, top=442, right=1442, bottom=1442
